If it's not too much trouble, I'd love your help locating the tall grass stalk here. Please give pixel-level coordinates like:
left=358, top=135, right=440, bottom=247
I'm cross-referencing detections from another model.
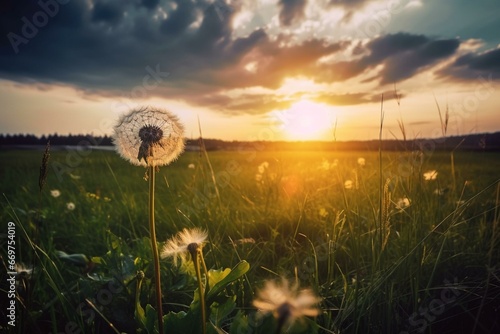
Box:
left=378, top=94, right=385, bottom=261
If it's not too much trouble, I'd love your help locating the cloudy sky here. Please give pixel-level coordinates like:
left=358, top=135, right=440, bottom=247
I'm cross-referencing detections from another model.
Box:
left=1, top=0, right=499, bottom=141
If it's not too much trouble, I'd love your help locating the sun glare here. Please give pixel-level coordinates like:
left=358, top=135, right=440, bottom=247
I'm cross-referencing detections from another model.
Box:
left=272, top=100, right=335, bottom=140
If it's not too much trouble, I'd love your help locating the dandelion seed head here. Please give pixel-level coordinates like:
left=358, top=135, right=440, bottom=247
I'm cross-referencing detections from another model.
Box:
left=395, top=197, right=411, bottom=210
left=66, top=202, right=75, bottom=211
left=161, top=228, right=208, bottom=266
left=357, top=157, right=366, bottom=166
left=188, top=163, right=195, bottom=169
left=113, top=106, right=185, bottom=167
left=253, top=279, right=321, bottom=325
left=15, top=263, right=34, bottom=277
left=344, top=180, right=353, bottom=189
left=257, top=161, right=269, bottom=174
left=423, top=170, right=438, bottom=181
left=50, top=189, right=61, bottom=198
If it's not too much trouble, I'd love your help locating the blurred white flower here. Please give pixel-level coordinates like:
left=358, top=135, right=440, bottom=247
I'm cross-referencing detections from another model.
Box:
left=161, top=228, right=208, bottom=266
left=50, top=189, right=61, bottom=198
left=423, top=170, right=438, bottom=180
left=344, top=180, right=353, bottom=189
left=188, top=163, right=195, bottom=169
left=112, top=106, right=185, bottom=167
left=66, top=202, right=75, bottom=211
left=258, top=161, right=269, bottom=174
left=253, top=278, right=321, bottom=328
left=15, top=263, right=34, bottom=277
left=357, top=157, right=366, bottom=166
left=395, top=197, right=411, bottom=210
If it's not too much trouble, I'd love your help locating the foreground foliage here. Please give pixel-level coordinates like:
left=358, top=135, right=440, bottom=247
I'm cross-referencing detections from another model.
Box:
left=1, top=148, right=499, bottom=333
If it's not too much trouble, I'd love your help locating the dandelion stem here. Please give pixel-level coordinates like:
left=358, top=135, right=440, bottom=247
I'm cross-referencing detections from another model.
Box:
left=200, top=248, right=210, bottom=296
left=148, top=166, right=164, bottom=334
left=191, top=249, right=207, bottom=334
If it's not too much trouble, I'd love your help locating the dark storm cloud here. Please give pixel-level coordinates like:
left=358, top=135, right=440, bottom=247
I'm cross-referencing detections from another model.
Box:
left=319, top=33, right=460, bottom=84
left=278, top=0, right=308, bottom=26
left=141, top=0, right=160, bottom=10
left=438, top=47, right=500, bottom=81
left=314, top=90, right=404, bottom=106
left=91, top=1, right=123, bottom=24
left=0, top=1, right=493, bottom=115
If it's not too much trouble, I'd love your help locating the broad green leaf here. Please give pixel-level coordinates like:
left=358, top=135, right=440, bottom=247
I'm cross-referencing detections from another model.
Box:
left=209, top=295, right=236, bottom=326
left=164, top=310, right=202, bottom=334
left=145, top=304, right=158, bottom=334
left=207, top=261, right=250, bottom=303
left=229, top=311, right=248, bottom=334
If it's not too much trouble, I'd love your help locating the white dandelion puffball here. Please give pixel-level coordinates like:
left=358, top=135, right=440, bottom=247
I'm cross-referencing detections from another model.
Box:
left=50, top=189, right=61, bottom=198
left=357, top=157, right=366, bottom=166
left=161, top=228, right=208, bottom=265
left=344, top=180, right=353, bottom=189
left=253, top=278, right=321, bottom=324
left=423, top=170, right=438, bottom=181
left=66, top=202, right=76, bottom=211
left=395, top=197, right=411, bottom=210
left=113, top=106, right=185, bottom=167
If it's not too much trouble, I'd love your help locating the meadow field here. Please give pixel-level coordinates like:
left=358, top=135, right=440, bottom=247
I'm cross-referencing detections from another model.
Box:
left=1, top=146, right=499, bottom=333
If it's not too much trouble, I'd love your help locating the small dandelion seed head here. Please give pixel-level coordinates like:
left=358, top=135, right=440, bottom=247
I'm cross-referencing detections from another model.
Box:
left=113, top=106, right=185, bottom=167
left=423, top=170, right=438, bottom=181
left=15, top=263, right=34, bottom=278
left=395, top=197, right=411, bottom=210
left=161, top=228, right=208, bottom=266
left=50, top=189, right=61, bottom=198
left=253, top=278, right=321, bottom=326
left=66, top=202, right=76, bottom=211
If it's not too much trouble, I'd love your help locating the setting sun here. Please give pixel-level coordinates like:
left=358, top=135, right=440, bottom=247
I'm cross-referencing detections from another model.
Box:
left=273, top=100, right=335, bottom=140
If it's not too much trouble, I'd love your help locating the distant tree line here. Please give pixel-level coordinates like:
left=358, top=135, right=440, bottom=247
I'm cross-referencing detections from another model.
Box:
left=0, top=133, right=113, bottom=146
left=1, top=132, right=499, bottom=151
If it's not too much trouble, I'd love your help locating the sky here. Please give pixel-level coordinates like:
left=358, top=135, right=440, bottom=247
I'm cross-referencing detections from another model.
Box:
left=1, top=0, right=499, bottom=141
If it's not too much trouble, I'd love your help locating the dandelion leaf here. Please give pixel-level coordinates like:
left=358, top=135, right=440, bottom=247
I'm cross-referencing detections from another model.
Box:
left=229, top=311, right=248, bottom=334
left=164, top=310, right=201, bottom=334
left=209, top=295, right=236, bottom=327
left=207, top=260, right=250, bottom=303
left=144, top=304, right=157, bottom=334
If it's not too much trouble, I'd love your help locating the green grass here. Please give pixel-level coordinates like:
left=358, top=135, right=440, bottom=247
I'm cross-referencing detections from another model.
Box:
left=1, top=147, right=499, bottom=333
